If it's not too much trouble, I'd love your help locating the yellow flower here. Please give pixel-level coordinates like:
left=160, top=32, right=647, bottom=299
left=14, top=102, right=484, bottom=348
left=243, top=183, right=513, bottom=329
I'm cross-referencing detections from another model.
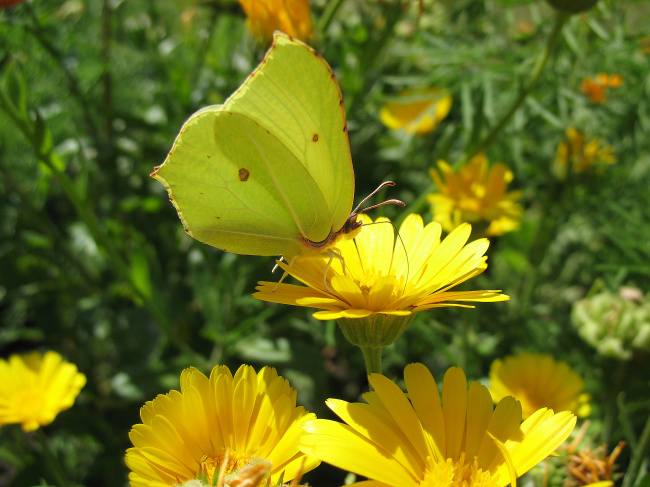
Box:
left=379, top=88, right=452, bottom=135
left=580, top=74, right=623, bottom=103
left=299, top=364, right=577, bottom=487
left=238, top=0, right=313, bottom=43
left=554, top=127, right=617, bottom=178
left=253, top=214, right=507, bottom=347
left=0, top=351, right=86, bottom=432
left=489, top=353, right=591, bottom=419
left=125, top=364, right=319, bottom=487
left=427, top=155, right=524, bottom=237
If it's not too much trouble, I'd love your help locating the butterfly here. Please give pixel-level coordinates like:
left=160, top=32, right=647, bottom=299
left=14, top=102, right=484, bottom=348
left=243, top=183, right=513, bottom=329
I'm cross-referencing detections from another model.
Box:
left=152, top=32, right=401, bottom=260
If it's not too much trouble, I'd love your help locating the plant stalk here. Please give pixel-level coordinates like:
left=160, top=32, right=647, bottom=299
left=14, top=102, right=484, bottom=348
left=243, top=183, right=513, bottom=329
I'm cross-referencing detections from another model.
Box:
left=360, top=345, right=383, bottom=377
left=467, top=10, right=570, bottom=159
left=37, top=429, right=70, bottom=487
left=622, top=404, right=650, bottom=487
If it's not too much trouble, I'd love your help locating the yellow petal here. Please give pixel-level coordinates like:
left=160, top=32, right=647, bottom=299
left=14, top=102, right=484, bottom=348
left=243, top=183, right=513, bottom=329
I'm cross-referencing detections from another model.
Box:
left=299, top=420, right=418, bottom=487
left=441, top=367, right=468, bottom=461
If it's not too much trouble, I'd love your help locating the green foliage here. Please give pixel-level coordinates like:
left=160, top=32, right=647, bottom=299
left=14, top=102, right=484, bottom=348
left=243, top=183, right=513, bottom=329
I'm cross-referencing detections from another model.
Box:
left=1, top=0, right=649, bottom=486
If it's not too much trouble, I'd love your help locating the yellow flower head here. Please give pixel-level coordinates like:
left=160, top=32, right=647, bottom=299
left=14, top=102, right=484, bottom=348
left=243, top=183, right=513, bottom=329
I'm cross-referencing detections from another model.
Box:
left=428, top=155, right=524, bottom=237
left=238, top=0, right=313, bottom=43
left=0, top=351, right=86, bottom=432
left=554, top=127, right=617, bottom=178
left=299, top=364, right=577, bottom=487
left=489, top=353, right=591, bottom=420
left=125, top=364, right=319, bottom=487
left=254, top=214, right=507, bottom=346
left=379, top=88, right=452, bottom=135
left=580, top=74, right=623, bottom=103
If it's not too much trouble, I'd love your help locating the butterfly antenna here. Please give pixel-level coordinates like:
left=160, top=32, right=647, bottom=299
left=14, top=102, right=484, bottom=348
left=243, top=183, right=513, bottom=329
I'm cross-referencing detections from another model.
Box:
left=352, top=181, right=405, bottom=216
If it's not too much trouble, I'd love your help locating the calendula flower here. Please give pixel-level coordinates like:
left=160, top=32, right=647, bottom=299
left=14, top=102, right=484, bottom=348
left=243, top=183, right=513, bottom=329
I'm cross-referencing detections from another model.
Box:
left=238, top=0, right=313, bottom=43
left=125, top=365, right=319, bottom=487
left=379, top=88, right=452, bottom=135
left=580, top=74, right=623, bottom=103
left=489, top=353, right=591, bottom=419
left=299, top=364, right=577, bottom=487
left=428, top=155, right=523, bottom=237
left=0, top=351, right=86, bottom=432
left=553, top=128, right=617, bottom=179
left=254, top=214, right=507, bottom=350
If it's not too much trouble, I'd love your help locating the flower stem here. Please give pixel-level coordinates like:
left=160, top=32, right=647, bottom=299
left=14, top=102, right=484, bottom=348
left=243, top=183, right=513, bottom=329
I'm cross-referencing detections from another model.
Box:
left=37, top=429, right=70, bottom=487
left=622, top=406, right=650, bottom=487
left=360, top=346, right=383, bottom=376
left=466, top=10, right=570, bottom=160
left=317, top=0, right=346, bottom=34
left=345, top=2, right=404, bottom=116
left=23, top=2, right=102, bottom=148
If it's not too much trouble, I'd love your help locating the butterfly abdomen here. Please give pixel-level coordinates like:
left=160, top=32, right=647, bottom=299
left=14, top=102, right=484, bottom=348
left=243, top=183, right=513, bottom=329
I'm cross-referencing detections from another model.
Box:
left=298, top=215, right=362, bottom=254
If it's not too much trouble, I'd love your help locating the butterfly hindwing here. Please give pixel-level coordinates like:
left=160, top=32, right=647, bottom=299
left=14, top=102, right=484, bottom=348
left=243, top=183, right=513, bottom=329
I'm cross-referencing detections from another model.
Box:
left=154, top=107, right=331, bottom=256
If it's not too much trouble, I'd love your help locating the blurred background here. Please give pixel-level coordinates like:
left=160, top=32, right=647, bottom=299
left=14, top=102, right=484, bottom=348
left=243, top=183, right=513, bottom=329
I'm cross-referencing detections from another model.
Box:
left=1, top=0, right=649, bottom=485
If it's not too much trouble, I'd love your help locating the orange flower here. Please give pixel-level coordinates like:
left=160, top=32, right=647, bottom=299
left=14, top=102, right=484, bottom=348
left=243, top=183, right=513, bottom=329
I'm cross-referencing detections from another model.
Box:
left=580, top=74, right=623, bottom=103
left=238, top=0, right=313, bottom=43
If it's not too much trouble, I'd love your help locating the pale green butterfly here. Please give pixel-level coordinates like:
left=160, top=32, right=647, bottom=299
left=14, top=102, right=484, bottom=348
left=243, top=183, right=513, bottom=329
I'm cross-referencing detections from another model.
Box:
left=152, top=32, right=401, bottom=260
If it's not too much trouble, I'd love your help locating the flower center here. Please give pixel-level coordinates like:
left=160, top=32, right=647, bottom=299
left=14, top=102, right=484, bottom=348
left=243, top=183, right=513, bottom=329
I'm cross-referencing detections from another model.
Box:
left=195, top=450, right=266, bottom=486
left=420, top=454, right=500, bottom=487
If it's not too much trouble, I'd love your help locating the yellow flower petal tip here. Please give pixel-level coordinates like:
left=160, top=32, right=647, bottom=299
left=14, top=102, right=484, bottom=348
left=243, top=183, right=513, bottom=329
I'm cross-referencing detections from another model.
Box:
left=238, top=0, right=313, bottom=43
left=0, top=350, right=86, bottom=432
left=380, top=88, right=452, bottom=135
left=489, top=353, right=591, bottom=419
left=428, top=154, right=524, bottom=237
left=298, top=363, right=576, bottom=487
left=253, top=214, right=508, bottom=336
left=125, top=364, right=319, bottom=487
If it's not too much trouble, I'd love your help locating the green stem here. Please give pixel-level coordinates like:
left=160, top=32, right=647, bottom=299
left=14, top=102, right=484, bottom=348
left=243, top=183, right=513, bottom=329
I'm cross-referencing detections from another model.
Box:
left=190, top=6, right=219, bottom=84
left=622, top=406, right=650, bottom=487
left=0, top=163, right=98, bottom=285
left=360, top=346, right=383, bottom=376
left=101, top=0, right=114, bottom=143
left=346, top=2, right=404, bottom=116
left=36, top=429, right=70, bottom=487
left=23, top=2, right=102, bottom=147
left=317, top=0, right=346, bottom=35
left=467, top=10, right=570, bottom=160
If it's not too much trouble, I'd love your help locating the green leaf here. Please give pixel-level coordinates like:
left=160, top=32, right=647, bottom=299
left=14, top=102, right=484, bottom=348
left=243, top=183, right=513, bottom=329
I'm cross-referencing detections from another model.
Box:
left=4, top=61, right=27, bottom=117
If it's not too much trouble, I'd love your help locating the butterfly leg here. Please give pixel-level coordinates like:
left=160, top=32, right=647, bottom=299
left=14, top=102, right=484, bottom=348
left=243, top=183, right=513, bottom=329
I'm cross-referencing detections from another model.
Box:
left=321, top=248, right=347, bottom=293
left=272, top=255, right=297, bottom=292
